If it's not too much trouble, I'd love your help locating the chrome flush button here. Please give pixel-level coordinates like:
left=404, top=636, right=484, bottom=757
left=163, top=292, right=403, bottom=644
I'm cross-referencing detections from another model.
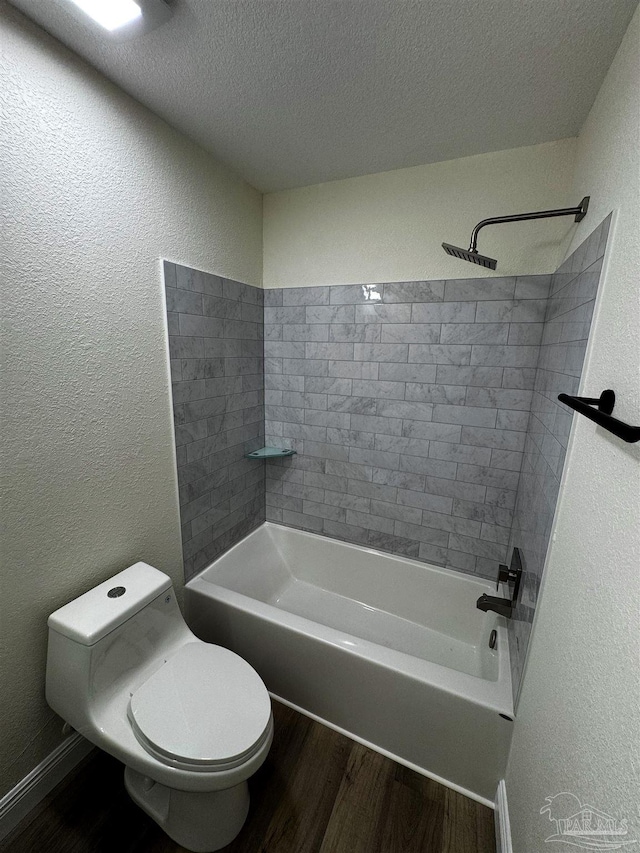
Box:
left=107, top=586, right=126, bottom=598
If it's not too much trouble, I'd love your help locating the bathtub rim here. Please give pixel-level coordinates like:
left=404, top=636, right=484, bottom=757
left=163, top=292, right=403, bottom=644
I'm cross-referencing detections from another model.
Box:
left=186, top=522, right=514, bottom=717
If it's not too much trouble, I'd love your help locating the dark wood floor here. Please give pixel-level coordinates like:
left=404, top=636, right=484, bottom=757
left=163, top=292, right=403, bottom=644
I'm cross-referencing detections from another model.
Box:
left=1, top=701, right=495, bottom=853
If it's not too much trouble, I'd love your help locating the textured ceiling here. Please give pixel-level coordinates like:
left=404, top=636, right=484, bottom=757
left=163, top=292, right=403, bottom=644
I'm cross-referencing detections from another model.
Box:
left=8, top=0, right=638, bottom=191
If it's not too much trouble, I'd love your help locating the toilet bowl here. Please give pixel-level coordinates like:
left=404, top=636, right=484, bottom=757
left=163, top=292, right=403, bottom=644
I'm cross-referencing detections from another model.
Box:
left=45, top=562, right=273, bottom=852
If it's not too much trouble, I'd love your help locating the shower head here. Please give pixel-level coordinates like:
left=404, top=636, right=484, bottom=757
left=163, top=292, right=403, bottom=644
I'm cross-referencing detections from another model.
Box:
left=442, top=243, right=497, bottom=270
left=442, top=196, right=590, bottom=271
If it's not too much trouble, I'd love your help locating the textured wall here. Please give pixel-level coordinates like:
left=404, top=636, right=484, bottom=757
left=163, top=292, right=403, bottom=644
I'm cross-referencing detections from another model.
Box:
left=263, top=276, right=551, bottom=576
left=507, top=216, right=610, bottom=701
left=263, top=139, right=577, bottom=287
left=0, top=9, right=262, bottom=797
left=164, top=263, right=265, bottom=581
left=506, top=6, right=640, bottom=848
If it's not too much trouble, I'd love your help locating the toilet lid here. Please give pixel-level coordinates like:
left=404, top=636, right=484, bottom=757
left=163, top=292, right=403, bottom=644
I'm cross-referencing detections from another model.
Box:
left=128, top=642, right=272, bottom=772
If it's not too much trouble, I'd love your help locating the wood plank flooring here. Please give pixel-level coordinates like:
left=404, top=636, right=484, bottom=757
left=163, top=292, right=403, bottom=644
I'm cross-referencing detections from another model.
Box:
left=1, top=701, right=495, bottom=853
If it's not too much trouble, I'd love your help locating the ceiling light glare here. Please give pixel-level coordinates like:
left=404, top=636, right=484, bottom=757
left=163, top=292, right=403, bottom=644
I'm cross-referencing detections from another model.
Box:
left=70, top=0, right=142, bottom=31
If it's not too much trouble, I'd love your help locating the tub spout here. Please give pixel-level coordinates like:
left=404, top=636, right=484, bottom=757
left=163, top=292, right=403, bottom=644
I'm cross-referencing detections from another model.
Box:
left=476, top=594, right=513, bottom=618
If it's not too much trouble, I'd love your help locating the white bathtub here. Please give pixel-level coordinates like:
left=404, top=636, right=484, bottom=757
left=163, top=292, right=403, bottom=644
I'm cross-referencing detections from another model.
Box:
left=186, top=522, right=513, bottom=805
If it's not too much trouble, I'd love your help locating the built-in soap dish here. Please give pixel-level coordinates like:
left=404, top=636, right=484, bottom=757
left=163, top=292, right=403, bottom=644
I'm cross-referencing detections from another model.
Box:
left=244, top=447, right=297, bottom=459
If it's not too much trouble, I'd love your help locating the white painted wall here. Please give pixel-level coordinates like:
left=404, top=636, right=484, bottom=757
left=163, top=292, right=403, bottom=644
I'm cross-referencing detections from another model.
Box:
left=263, top=139, right=578, bottom=288
left=0, top=7, right=262, bottom=797
left=506, top=6, right=640, bottom=848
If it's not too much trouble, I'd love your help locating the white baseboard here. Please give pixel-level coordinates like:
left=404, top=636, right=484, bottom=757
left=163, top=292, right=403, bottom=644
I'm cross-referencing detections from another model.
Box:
left=495, top=779, right=513, bottom=853
left=0, top=733, right=94, bottom=842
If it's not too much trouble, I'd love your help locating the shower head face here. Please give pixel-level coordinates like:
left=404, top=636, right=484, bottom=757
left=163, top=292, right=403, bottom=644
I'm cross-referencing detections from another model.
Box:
left=442, top=242, right=497, bottom=270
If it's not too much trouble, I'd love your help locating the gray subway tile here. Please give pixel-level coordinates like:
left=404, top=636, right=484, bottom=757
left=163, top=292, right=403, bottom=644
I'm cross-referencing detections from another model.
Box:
left=452, top=499, right=512, bottom=528
left=283, top=286, right=330, bottom=306
left=456, top=464, right=520, bottom=491
left=329, top=323, right=381, bottom=343
left=352, top=379, right=405, bottom=400
left=396, top=489, right=453, bottom=515
left=179, top=314, right=224, bottom=338
left=372, top=468, right=424, bottom=491
left=306, top=377, right=353, bottom=395
left=408, top=344, right=472, bottom=365
left=383, top=281, right=445, bottom=303
left=381, top=324, right=441, bottom=344
left=323, top=491, right=371, bottom=512
left=429, top=441, right=492, bottom=466
left=435, top=365, right=503, bottom=388
left=411, top=302, right=477, bottom=324
left=378, top=363, right=437, bottom=383
left=355, top=304, right=412, bottom=324
left=490, top=449, right=524, bottom=471
left=507, top=324, right=544, bottom=345
left=354, top=344, right=408, bottom=363
left=351, top=414, right=403, bottom=436
left=496, top=409, right=531, bottom=431
left=282, top=509, right=323, bottom=532
left=465, top=387, right=533, bottom=411
left=502, top=368, right=537, bottom=389
left=325, top=460, right=373, bottom=482
left=306, top=342, right=354, bottom=360
left=401, top=420, right=462, bottom=442
left=433, top=404, right=497, bottom=428
left=264, top=289, right=283, bottom=307
left=163, top=261, right=177, bottom=288
left=370, top=500, right=423, bottom=525
left=323, top=519, right=370, bottom=545
left=460, top=426, right=526, bottom=451
left=394, top=521, right=449, bottom=547
left=264, top=341, right=306, bottom=359
left=348, top=476, right=398, bottom=503
left=265, top=306, right=306, bottom=324
left=169, top=336, right=205, bottom=360
left=423, top=476, right=486, bottom=502
left=470, top=345, right=540, bottom=367
left=443, top=278, right=515, bottom=302
left=376, top=399, right=434, bottom=421
left=166, top=287, right=203, bottom=315
left=203, top=295, right=243, bottom=320
left=304, top=441, right=350, bottom=461
left=475, top=300, right=547, bottom=324
left=306, top=305, right=355, bottom=324
left=327, top=394, right=377, bottom=414
left=328, top=361, right=370, bottom=379
left=440, top=323, right=509, bottom=345
left=405, top=383, right=466, bottom=405
left=329, top=284, right=382, bottom=304
left=283, top=323, right=329, bottom=342
left=514, top=275, right=552, bottom=299
left=447, top=534, right=506, bottom=561
left=282, top=358, right=328, bottom=377
left=349, top=447, right=400, bottom=470
left=346, top=509, right=394, bottom=534
left=399, top=456, right=458, bottom=479
left=303, top=500, right=346, bottom=523
left=305, top=409, right=351, bottom=429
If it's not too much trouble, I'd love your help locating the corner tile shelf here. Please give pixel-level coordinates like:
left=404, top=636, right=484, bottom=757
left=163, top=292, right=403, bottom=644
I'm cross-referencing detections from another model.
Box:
left=244, top=447, right=297, bottom=459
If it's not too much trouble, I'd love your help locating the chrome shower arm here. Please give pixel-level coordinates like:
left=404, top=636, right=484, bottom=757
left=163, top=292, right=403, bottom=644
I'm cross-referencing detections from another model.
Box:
left=468, top=197, right=590, bottom=252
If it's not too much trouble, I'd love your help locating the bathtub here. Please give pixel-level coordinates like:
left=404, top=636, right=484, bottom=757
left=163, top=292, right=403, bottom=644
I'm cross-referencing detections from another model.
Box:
left=186, top=522, right=513, bottom=805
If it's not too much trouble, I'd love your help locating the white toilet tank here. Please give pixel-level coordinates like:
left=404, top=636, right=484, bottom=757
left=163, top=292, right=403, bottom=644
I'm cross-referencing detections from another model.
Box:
left=46, top=563, right=193, bottom=734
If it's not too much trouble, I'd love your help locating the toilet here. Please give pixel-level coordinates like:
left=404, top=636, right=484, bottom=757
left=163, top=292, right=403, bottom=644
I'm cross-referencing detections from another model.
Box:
left=45, top=562, right=273, bottom=853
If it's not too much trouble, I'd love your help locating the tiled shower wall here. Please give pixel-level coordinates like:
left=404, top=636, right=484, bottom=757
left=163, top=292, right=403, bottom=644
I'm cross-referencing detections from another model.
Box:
left=263, top=277, right=551, bottom=577
left=508, top=215, right=610, bottom=698
left=164, top=261, right=265, bottom=581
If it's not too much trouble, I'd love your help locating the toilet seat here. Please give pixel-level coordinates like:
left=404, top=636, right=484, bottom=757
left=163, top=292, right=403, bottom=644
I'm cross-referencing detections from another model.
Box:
left=127, top=642, right=272, bottom=773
